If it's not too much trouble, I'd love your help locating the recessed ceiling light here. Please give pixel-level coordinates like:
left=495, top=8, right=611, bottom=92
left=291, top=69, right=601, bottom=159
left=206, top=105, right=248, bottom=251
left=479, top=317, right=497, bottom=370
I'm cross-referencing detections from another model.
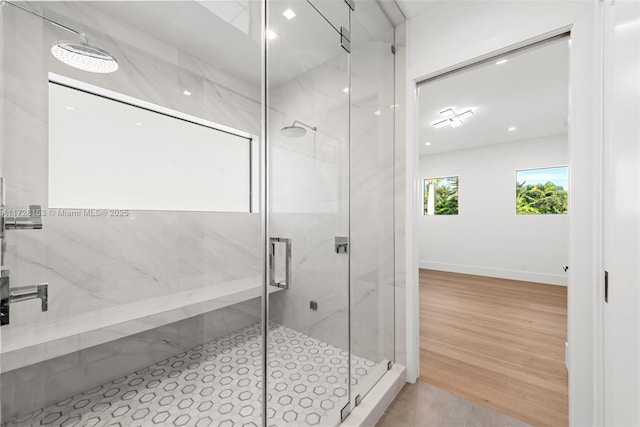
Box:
left=183, top=90, right=192, bottom=96
left=66, top=106, right=75, bottom=110
left=267, top=29, right=278, bottom=40
left=425, top=142, right=431, bottom=146
left=283, top=9, right=296, bottom=20
left=374, top=110, right=381, bottom=116
left=508, top=126, right=516, bottom=131
left=343, top=87, right=350, bottom=93
left=496, top=58, right=508, bottom=65
left=136, top=122, right=142, bottom=126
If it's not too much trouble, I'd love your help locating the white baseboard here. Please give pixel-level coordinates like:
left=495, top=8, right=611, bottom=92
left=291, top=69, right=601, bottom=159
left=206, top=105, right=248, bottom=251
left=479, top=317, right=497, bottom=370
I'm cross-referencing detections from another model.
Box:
left=419, top=260, right=567, bottom=286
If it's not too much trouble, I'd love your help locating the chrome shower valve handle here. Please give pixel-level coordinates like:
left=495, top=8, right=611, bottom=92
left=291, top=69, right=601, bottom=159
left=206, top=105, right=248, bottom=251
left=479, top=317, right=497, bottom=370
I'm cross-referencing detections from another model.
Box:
left=0, top=269, right=49, bottom=326
left=0, top=178, right=48, bottom=326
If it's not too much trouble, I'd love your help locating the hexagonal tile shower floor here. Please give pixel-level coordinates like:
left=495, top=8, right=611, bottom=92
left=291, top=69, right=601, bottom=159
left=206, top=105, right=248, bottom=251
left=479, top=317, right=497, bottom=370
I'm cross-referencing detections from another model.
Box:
left=8, top=322, right=375, bottom=427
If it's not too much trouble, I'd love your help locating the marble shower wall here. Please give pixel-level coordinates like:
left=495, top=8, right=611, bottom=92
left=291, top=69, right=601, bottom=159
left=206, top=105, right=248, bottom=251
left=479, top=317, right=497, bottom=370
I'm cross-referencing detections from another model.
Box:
left=1, top=0, right=265, bottom=418
left=268, top=3, right=396, bottom=367
left=1, top=1, right=262, bottom=355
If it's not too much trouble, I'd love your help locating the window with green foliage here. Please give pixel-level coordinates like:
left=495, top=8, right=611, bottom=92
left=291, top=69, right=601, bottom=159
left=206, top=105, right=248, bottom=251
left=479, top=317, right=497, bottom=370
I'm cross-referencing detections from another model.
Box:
left=423, top=176, right=459, bottom=215
left=516, top=166, right=568, bottom=214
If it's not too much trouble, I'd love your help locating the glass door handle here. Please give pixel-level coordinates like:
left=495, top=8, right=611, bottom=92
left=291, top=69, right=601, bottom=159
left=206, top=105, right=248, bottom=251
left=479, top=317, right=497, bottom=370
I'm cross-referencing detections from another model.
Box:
left=269, top=237, right=291, bottom=290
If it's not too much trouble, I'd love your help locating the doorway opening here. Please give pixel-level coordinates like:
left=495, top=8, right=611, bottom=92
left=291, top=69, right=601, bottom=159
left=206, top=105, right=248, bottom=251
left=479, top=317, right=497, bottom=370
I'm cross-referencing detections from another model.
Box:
left=415, top=35, right=570, bottom=426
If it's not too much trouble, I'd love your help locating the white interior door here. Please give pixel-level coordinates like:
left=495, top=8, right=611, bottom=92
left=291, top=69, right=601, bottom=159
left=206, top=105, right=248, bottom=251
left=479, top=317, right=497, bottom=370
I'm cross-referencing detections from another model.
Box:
left=603, top=1, right=640, bottom=425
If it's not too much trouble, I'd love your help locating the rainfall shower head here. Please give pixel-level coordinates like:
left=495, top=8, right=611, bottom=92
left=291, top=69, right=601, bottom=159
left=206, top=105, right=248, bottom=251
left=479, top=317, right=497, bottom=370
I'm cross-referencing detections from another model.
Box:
left=51, top=42, right=119, bottom=74
left=3, top=1, right=118, bottom=74
left=280, top=120, right=317, bottom=138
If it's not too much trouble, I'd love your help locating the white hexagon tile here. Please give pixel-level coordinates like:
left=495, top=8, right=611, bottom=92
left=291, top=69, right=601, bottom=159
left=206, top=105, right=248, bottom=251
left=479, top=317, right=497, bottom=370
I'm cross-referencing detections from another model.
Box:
left=8, top=322, right=376, bottom=427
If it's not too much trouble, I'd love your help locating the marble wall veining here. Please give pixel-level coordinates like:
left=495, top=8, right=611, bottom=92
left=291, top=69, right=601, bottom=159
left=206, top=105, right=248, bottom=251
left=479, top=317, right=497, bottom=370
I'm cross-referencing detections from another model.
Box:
left=1, top=1, right=263, bottom=328
left=0, top=2, right=262, bottom=417
left=1, top=0, right=264, bottom=419
left=0, top=0, right=403, bottom=421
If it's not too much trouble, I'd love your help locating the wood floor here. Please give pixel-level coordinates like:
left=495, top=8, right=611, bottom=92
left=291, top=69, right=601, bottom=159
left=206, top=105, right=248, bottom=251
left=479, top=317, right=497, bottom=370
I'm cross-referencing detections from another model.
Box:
left=420, top=269, right=568, bottom=427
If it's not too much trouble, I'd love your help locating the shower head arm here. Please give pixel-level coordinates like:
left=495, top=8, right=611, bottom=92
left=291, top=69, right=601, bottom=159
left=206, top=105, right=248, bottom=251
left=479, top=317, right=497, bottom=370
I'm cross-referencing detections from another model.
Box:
left=2, top=1, right=89, bottom=43
left=292, top=120, right=317, bottom=133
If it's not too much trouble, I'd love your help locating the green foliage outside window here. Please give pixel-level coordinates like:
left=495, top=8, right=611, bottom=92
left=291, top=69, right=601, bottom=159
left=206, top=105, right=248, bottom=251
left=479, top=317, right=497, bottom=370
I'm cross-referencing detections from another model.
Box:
left=424, top=177, right=458, bottom=215
left=516, top=181, right=568, bottom=214
left=516, top=166, right=568, bottom=215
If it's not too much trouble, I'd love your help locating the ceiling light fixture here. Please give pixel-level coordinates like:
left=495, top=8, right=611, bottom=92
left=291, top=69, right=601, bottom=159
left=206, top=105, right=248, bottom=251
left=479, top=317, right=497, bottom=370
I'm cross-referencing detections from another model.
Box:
left=283, top=9, right=296, bottom=20
left=508, top=126, right=516, bottom=131
left=374, top=110, right=381, bottom=116
left=432, top=107, right=474, bottom=129
left=183, top=90, right=192, bottom=96
left=425, top=142, right=431, bottom=146
left=66, top=106, right=75, bottom=110
left=496, top=58, right=508, bottom=65
left=343, top=87, right=350, bottom=93
left=266, top=29, right=278, bottom=40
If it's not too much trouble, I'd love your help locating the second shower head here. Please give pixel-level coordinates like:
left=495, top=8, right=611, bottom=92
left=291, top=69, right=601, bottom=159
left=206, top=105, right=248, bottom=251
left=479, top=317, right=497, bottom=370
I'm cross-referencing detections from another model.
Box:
left=281, top=120, right=317, bottom=138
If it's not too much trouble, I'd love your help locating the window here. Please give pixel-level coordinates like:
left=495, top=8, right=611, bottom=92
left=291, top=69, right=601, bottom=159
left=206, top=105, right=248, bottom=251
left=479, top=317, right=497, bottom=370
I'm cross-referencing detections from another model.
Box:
left=423, top=176, right=459, bottom=215
left=49, top=77, right=256, bottom=212
left=516, top=166, right=568, bottom=214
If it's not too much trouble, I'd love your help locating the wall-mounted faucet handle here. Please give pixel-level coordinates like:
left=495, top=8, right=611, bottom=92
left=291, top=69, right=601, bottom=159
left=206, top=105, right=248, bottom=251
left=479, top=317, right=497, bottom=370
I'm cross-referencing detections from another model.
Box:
left=7, top=283, right=49, bottom=310
left=5, top=204, right=43, bottom=230
left=1, top=268, right=48, bottom=325
left=37, top=283, right=48, bottom=311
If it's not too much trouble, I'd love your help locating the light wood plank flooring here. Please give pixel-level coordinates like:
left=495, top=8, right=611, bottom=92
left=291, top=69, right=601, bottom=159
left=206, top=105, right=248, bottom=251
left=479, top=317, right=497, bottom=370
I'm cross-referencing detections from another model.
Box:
left=419, top=269, right=568, bottom=427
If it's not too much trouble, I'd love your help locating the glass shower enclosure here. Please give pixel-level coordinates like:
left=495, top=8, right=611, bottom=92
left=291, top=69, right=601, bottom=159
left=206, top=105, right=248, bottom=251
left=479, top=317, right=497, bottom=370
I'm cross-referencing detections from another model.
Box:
left=0, top=0, right=396, bottom=425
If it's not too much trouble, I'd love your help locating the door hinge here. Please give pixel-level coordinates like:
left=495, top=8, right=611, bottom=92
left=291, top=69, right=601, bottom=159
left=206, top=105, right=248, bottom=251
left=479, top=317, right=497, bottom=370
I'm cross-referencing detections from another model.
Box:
left=391, top=44, right=396, bottom=54
left=605, top=270, right=609, bottom=303
left=340, top=26, right=351, bottom=53
left=355, top=394, right=362, bottom=406
left=344, top=0, right=355, bottom=11
left=340, top=402, right=351, bottom=421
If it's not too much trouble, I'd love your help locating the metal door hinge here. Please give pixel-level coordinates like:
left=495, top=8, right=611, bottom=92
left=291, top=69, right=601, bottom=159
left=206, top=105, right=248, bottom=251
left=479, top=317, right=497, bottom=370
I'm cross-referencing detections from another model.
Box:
left=335, top=236, right=348, bottom=254
left=340, top=26, right=351, bottom=53
left=355, top=394, right=362, bottom=407
left=387, top=360, right=393, bottom=370
left=344, top=0, right=355, bottom=11
left=340, top=402, right=351, bottom=421
left=391, top=44, right=396, bottom=54
left=605, top=270, right=609, bottom=303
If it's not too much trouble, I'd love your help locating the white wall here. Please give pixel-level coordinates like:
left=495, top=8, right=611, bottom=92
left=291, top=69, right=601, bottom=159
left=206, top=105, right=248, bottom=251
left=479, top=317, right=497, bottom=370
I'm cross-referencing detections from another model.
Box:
left=405, top=2, right=604, bottom=426
left=419, top=135, right=569, bottom=286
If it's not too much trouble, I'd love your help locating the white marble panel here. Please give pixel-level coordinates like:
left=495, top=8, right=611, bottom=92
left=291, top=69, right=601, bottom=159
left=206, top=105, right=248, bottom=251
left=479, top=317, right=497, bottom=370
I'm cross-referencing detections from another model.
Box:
left=1, top=0, right=263, bottom=336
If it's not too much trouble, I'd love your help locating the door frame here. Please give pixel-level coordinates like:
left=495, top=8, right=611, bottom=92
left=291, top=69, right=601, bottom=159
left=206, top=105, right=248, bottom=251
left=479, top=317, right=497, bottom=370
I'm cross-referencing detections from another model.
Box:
left=403, top=2, right=605, bottom=425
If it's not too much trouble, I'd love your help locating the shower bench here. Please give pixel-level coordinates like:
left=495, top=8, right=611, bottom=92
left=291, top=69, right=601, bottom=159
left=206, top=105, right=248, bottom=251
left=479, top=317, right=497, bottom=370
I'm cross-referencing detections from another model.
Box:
left=0, top=276, right=281, bottom=373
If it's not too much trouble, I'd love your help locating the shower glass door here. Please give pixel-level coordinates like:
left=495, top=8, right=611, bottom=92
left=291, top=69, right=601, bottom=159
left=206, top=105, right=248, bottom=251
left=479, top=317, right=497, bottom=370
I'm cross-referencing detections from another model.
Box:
left=266, top=0, right=351, bottom=425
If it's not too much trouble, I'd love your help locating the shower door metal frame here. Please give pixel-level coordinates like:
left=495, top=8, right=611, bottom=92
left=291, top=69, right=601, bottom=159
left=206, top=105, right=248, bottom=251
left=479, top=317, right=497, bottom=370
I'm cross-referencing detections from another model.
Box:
left=262, top=0, right=353, bottom=424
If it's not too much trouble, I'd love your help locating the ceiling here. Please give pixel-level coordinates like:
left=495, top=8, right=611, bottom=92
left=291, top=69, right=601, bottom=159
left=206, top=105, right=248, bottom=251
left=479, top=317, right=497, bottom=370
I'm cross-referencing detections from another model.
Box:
left=418, top=37, right=569, bottom=156
left=72, top=0, right=390, bottom=89
left=395, top=0, right=440, bottom=19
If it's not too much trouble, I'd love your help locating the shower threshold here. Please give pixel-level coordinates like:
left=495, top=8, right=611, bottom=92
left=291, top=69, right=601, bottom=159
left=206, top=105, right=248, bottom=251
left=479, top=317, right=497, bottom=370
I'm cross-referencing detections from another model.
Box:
left=8, top=322, right=376, bottom=427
